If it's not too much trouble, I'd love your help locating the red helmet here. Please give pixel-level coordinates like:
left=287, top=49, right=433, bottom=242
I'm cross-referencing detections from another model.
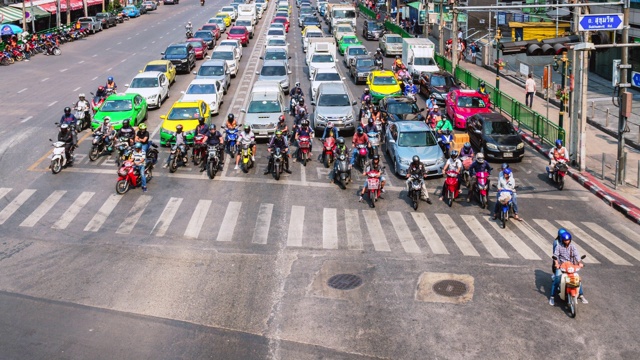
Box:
left=98, top=86, right=105, bottom=91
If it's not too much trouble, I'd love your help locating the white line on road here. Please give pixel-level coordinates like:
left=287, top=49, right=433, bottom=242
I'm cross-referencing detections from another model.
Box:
left=92, top=54, right=97, bottom=57
left=48, top=101, right=58, bottom=107
left=20, top=190, right=66, bottom=228
left=558, top=221, right=632, bottom=266
left=411, top=212, right=449, bottom=254
left=251, top=203, right=273, bottom=244
left=84, top=194, right=122, bottom=232
left=78, top=60, right=84, bottom=64
left=152, top=197, right=182, bottom=237
left=106, top=47, right=111, bottom=51
left=362, top=210, right=391, bottom=251
left=152, top=40, right=156, bottom=43
left=20, top=116, right=33, bottom=123
left=120, top=59, right=126, bottom=63
left=0, top=189, right=36, bottom=225
left=487, top=218, right=540, bottom=260
left=92, top=76, right=98, bottom=80
left=583, top=222, right=640, bottom=262
left=116, top=195, right=153, bottom=235
left=127, top=37, right=131, bottom=40
left=344, top=209, right=363, bottom=250
left=117, top=42, right=122, bottom=45
left=388, top=211, right=421, bottom=254
left=41, top=78, right=49, bottom=82
left=534, top=219, right=599, bottom=264
left=462, top=215, right=508, bottom=258
left=217, top=201, right=242, bottom=242
left=322, top=208, right=338, bottom=249
left=287, top=205, right=305, bottom=247
left=436, top=214, right=480, bottom=256
left=73, top=87, right=81, bottom=92
left=184, top=200, right=211, bottom=239
left=143, top=46, right=148, bottom=49
left=60, top=68, right=68, bottom=72
left=52, top=192, right=94, bottom=230
left=17, top=88, right=27, bottom=93
left=107, top=67, right=113, bottom=71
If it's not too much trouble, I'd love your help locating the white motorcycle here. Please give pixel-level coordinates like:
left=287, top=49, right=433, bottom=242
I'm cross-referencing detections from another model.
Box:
left=74, top=102, right=91, bottom=131
left=50, top=140, right=73, bottom=174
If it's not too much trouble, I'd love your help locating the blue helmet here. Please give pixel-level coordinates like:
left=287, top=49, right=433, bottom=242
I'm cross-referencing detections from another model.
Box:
left=557, top=228, right=567, bottom=238
left=503, top=168, right=512, bottom=176
left=134, top=142, right=142, bottom=149
left=502, top=163, right=510, bottom=171
left=560, top=231, right=572, bottom=242
left=555, top=139, right=563, bottom=147
left=108, top=76, right=114, bottom=82
left=357, top=127, right=363, bottom=134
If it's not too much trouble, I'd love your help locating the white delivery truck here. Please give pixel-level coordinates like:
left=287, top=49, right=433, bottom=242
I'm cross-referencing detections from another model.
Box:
left=306, top=37, right=337, bottom=64
left=237, top=4, right=257, bottom=25
left=402, top=38, right=440, bottom=82
left=326, top=3, right=356, bottom=32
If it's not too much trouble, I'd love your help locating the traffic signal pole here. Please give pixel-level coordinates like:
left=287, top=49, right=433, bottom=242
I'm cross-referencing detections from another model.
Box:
left=617, top=1, right=630, bottom=185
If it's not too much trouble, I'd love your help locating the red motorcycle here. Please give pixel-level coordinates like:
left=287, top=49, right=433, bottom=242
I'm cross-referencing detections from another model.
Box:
left=549, top=159, right=568, bottom=190
left=443, top=170, right=460, bottom=207
left=91, top=88, right=114, bottom=111
left=192, top=134, right=207, bottom=166
left=470, top=170, right=490, bottom=209
left=365, top=168, right=383, bottom=208
left=298, top=135, right=311, bottom=166
left=115, top=160, right=153, bottom=194
left=321, top=137, right=336, bottom=168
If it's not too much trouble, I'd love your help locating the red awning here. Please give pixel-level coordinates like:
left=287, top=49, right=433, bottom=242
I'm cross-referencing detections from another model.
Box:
left=86, top=0, right=103, bottom=5
left=39, top=0, right=87, bottom=14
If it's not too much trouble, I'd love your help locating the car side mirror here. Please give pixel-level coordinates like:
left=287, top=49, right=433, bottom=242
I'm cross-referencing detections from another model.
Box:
left=125, top=84, right=130, bottom=87
left=259, top=56, right=263, bottom=59
left=206, top=55, right=211, bottom=59
left=256, top=71, right=260, bottom=75
left=240, top=109, right=247, bottom=113
left=160, top=115, right=166, bottom=120
left=180, top=91, right=185, bottom=94
left=387, top=137, right=395, bottom=143
left=288, top=70, right=292, bottom=74
left=288, top=56, right=292, bottom=59
left=310, top=102, right=316, bottom=106
left=407, top=62, right=412, bottom=65
left=160, top=52, right=165, bottom=55
left=351, top=100, right=357, bottom=106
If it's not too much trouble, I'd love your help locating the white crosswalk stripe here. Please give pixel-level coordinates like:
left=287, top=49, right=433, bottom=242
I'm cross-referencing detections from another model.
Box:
left=558, top=221, right=632, bottom=266
left=363, top=210, right=391, bottom=252
left=116, top=195, right=152, bottom=235
left=0, top=189, right=36, bottom=225
left=411, top=213, right=448, bottom=255
left=151, top=197, right=182, bottom=237
left=217, top=202, right=242, bottom=242
left=323, top=208, right=338, bottom=249
left=486, top=218, right=540, bottom=260
left=252, top=203, right=273, bottom=245
left=20, top=190, right=66, bottom=228
left=436, top=214, right=479, bottom=256
left=461, top=215, right=508, bottom=258
left=184, top=200, right=211, bottom=239
left=52, top=192, right=94, bottom=230
left=615, top=223, right=640, bottom=247
left=344, top=209, right=364, bottom=250
left=582, top=222, right=640, bottom=262
left=388, top=211, right=421, bottom=254
left=84, top=194, right=122, bottom=232
left=287, top=205, right=305, bottom=247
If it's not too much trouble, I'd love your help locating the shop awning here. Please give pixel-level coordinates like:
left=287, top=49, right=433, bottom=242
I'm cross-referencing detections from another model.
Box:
left=407, top=2, right=421, bottom=11
left=10, top=0, right=103, bottom=15
left=0, top=6, right=24, bottom=24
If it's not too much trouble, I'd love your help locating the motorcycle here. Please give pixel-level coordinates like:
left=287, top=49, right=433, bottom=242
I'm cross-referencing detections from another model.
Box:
left=168, top=143, right=189, bottom=173
left=206, top=144, right=221, bottom=179
left=548, top=159, right=569, bottom=190
left=91, top=90, right=112, bottom=111
left=270, top=147, right=286, bottom=180
left=146, top=142, right=159, bottom=166
left=470, top=170, right=490, bottom=209
left=355, top=143, right=368, bottom=171
left=186, top=29, right=193, bottom=39
left=88, top=130, right=111, bottom=161
left=334, top=151, right=352, bottom=187
left=224, top=127, right=239, bottom=157
left=364, top=167, right=385, bottom=208
left=114, top=136, right=133, bottom=168
left=460, top=156, right=473, bottom=188
left=438, top=132, right=453, bottom=158
left=552, top=255, right=587, bottom=318
left=297, top=135, right=311, bottom=166
left=115, top=160, right=153, bottom=194
left=49, top=140, right=73, bottom=174
left=494, top=187, right=517, bottom=229
left=408, top=174, right=423, bottom=210
left=74, top=104, right=91, bottom=131
left=358, top=105, right=372, bottom=126
left=374, top=57, right=383, bottom=70
left=192, top=134, right=207, bottom=166
left=321, top=137, right=336, bottom=168
left=443, top=170, right=460, bottom=207
left=44, top=42, right=61, bottom=56
left=367, top=131, right=380, bottom=158
left=290, top=94, right=303, bottom=115
left=240, top=143, right=254, bottom=173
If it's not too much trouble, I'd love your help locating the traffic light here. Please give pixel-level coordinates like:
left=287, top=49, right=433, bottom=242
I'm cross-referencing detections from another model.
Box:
left=499, top=35, right=581, bottom=56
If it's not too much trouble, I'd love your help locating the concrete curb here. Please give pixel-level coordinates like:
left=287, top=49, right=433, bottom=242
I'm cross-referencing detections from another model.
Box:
left=519, top=131, right=640, bottom=225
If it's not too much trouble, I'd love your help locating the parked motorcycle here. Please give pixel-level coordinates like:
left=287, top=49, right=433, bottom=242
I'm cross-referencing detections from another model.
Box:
left=297, top=135, right=311, bottom=166
left=49, top=140, right=73, bottom=174
left=168, top=143, right=189, bottom=173
left=408, top=173, right=423, bottom=210
left=321, top=137, right=335, bottom=168
left=88, top=130, right=111, bottom=161
left=443, top=170, right=460, bottom=207
left=240, top=143, right=254, bottom=173
left=115, top=159, right=153, bottom=194
left=470, top=170, right=490, bottom=209
left=552, top=255, right=587, bottom=318
left=548, top=159, right=569, bottom=190
left=206, top=144, right=221, bottom=179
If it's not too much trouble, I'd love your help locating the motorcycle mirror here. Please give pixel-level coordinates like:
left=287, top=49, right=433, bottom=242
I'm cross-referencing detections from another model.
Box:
left=310, top=102, right=316, bottom=106
left=581, top=255, right=587, bottom=260
left=491, top=184, right=497, bottom=188
left=255, top=71, right=260, bottom=75
left=160, top=115, right=166, bottom=120
left=241, top=109, right=247, bottom=113
left=552, top=255, right=558, bottom=260
left=125, top=84, right=130, bottom=87
left=351, top=101, right=357, bottom=106
left=474, top=130, right=481, bottom=135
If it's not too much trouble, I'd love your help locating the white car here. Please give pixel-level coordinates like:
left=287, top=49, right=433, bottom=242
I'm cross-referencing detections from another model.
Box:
left=210, top=46, right=239, bottom=77
left=269, top=23, right=285, bottom=32
left=265, top=38, right=289, bottom=52
left=303, top=28, right=323, bottom=52
left=235, top=17, right=254, bottom=38
left=180, top=79, right=223, bottom=115
left=220, top=6, right=238, bottom=21
left=308, top=52, right=337, bottom=73
left=218, top=39, right=242, bottom=60
left=266, top=28, right=286, bottom=43
left=309, top=67, right=344, bottom=102
left=124, top=71, right=169, bottom=109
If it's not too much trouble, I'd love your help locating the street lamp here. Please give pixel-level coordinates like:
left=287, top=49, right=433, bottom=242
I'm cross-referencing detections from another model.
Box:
left=495, top=28, right=501, bottom=91
left=552, top=51, right=571, bottom=130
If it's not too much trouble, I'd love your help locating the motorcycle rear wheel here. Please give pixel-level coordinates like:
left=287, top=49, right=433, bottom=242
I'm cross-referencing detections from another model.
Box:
left=558, top=176, right=564, bottom=191
left=323, top=155, right=329, bottom=168
left=481, top=195, right=487, bottom=209
left=501, top=209, right=508, bottom=228
left=412, top=192, right=419, bottom=211
left=447, top=190, right=453, bottom=207
left=52, top=48, right=61, bottom=56
left=569, top=295, right=577, bottom=318
left=115, top=179, right=130, bottom=194
left=89, top=146, right=100, bottom=161
left=51, top=160, right=62, bottom=174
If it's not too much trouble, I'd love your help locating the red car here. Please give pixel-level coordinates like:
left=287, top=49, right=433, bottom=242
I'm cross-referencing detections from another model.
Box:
left=227, top=26, right=249, bottom=47
left=446, top=89, right=492, bottom=129
left=272, top=17, right=290, bottom=32
left=186, top=38, right=208, bottom=59
left=201, top=24, right=220, bottom=40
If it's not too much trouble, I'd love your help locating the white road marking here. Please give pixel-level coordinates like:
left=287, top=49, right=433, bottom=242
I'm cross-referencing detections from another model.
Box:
left=0, top=189, right=36, bottom=225
left=461, top=215, right=508, bottom=258
left=17, top=88, right=27, bottom=93
left=41, top=78, right=49, bottom=82
left=151, top=197, right=182, bottom=236
left=615, top=223, right=640, bottom=246
left=344, top=209, right=363, bottom=250
left=287, top=205, right=305, bottom=247
left=127, top=37, right=131, bottom=40
left=84, top=194, right=122, bottom=232
left=583, top=222, right=640, bottom=262
left=435, top=214, right=479, bottom=256
left=92, top=76, right=98, bottom=80
left=217, top=201, right=242, bottom=242
left=116, top=195, right=153, bottom=234
left=486, top=218, right=540, bottom=260
left=411, top=212, right=449, bottom=254
left=517, top=194, right=589, bottom=201
left=388, top=211, right=421, bottom=254
left=92, top=54, right=97, bottom=57
left=300, top=164, right=306, bottom=183
left=362, top=210, right=391, bottom=251
left=107, top=67, right=113, bottom=71
left=78, top=60, right=84, bottom=64
left=52, top=192, right=94, bottom=230
left=60, top=68, right=68, bottom=72
left=322, top=208, right=338, bottom=249
left=117, top=42, right=122, bottom=45
left=251, top=203, right=273, bottom=244
left=511, top=220, right=552, bottom=254
left=20, top=116, right=33, bottom=123
left=558, top=221, right=632, bottom=266
left=20, top=190, right=66, bottom=228
left=73, top=87, right=81, bottom=92
left=120, top=59, right=126, bottom=63
left=184, top=200, right=211, bottom=239
left=533, top=219, right=599, bottom=264
left=106, top=47, right=111, bottom=51
left=143, top=46, right=148, bottom=49
left=48, top=101, right=58, bottom=107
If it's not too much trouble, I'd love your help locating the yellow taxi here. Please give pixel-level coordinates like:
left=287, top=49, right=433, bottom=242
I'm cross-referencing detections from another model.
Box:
left=159, top=100, right=211, bottom=146
left=367, top=70, right=403, bottom=104
left=277, top=6, right=291, bottom=15
left=215, top=13, right=232, bottom=27
left=141, top=60, right=177, bottom=85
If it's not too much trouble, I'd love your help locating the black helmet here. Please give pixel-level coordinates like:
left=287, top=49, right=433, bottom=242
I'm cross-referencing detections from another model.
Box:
left=227, top=113, right=235, bottom=122
left=301, top=119, right=309, bottom=127
left=364, top=88, right=370, bottom=94
left=244, top=124, right=250, bottom=133
left=198, top=117, right=205, bottom=124
left=299, top=98, right=304, bottom=106
left=64, top=107, right=71, bottom=114
left=412, top=155, right=420, bottom=164
left=337, top=137, right=345, bottom=145
left=464, top=142, right=471, bottom=150
left=357, top=127, right=363, bottom=134
left=443, top=129, right=451, bottom=135
left=373, top=106, right=379, bottom=112
left=176, top=124, right=183, bottom=132
left=372, top=154, right=380, bottom=162
left=122, top=119, right=130, bottom=128
left=451, top=150, right=459, bottom=159
left=479, top=81, right=485, bottom=87
left=368, top=118, right=373, bottom=125
left=210, top=123, right=217, bottom=130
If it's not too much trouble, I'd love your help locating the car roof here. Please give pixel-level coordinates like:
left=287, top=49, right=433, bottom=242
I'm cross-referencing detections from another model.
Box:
left=106, top=94, right=136, bottom=100
left=133, top=71, right=162, bottom=79
left=454, top=89, right=483, bottom=96
left=475, top=113, right=510, bottom=122
left=229, top=26, right=247, bottom=30
left=201, top=59, right=227, bottom=66
left=373, top=70, right=395, bottom=77
left=396, top=121, right=431, bottom=132
left=354, top=55, right=373, bottom=60
left=262, top=59, right=287, bottom=66
left=167, top=43, right=190, bottom=48
left=383, top=96, right=416, bottom=104
left=173, top=100, right=203, bottom=107
left=314, top=67, right=339, bottom=74
left=318, top=82, right=348, bottom=94
left=214, top=45, right=236, bottom=52
left=188, top=79, right=220, bottom=85
left=146, top=60, right=170, bottom=66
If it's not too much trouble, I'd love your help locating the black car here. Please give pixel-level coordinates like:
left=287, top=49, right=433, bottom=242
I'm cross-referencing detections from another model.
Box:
left=362, top=20, right=384, bottom=40
left=302, top=16, right=321, bottom=28
left=349, top=55, right=376, bottom=85
left=418, top=71, right=459, bottom=106
left=194, top=30, right=216, bottom=49
left=466, top=113, right=525, bottom=161
left=161, top=43, right=196, bottom=73
left=95, top=12, right=117, bottom=29
left=163, top=0, right=179, bottom=4
left=379, top=97, right=425, bottom=122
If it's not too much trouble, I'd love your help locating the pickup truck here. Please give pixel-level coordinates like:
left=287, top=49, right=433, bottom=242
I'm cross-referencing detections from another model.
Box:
left=95, top=12, right=117, bottom=29
left=77, top=16, right=102, bottom=34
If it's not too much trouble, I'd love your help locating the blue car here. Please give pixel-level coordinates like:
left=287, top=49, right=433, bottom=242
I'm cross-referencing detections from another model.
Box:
left=384, top=121, right=445, bottom=177
left=122, top=5, right=140, bottom=18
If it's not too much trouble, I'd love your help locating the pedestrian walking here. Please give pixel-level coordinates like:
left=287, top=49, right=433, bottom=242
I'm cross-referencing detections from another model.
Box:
left=525, top=73, right=536, bottom=107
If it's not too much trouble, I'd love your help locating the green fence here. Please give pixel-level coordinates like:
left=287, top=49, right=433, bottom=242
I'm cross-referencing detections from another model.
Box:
left=437, top=54, right=564, bottom=146
left=358, top=3, right=376, bottom=19
left=383, top=21, right=413, bottom=38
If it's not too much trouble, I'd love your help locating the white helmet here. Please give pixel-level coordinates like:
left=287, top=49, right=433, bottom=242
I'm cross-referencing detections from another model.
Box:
left=188, top=21, right=192, bottom=25
left=79, top=93, right=85, bottom=98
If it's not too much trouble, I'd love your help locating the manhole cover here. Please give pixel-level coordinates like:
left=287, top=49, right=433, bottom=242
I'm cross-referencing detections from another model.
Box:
left=432, top=280, right=468, bottom=297
left=327, top=274, right=363, bottom=290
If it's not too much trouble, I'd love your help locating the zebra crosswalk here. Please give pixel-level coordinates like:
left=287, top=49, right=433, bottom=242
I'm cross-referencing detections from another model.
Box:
left=0, top=187, right=639, bottom=266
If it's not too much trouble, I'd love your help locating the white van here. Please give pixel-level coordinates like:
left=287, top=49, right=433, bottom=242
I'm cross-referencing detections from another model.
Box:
left=237, top=4, right=257, bottom=25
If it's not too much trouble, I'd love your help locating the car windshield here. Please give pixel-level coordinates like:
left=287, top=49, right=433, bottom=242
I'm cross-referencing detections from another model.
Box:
left=248, top=100, right=281, bottom=113
left=101, top=100, right=133, bottom=112
left=337, top=26, right=352, bottom=33
left=348, top=47, right=367, bottom=56
left=144, top=64, right=166, bottom=72
left=124, top=6, right=135, bottom=10
left=318, top=94, right=350, bottom=107
left=414, top=57, right=436, bottom=66
left=303, top=17, right=318, bottom=23
left=268, top=39, right=286, bottom=46
left=373, top=76, right=397, bottom=85
left=273, top=18, right=286, bottom=23
left=431, top=75, right=452, bottom=87
left=212, top=52, right=233, bottom=60
left=342, top=37, right=358, bottom=44
left=333, top=10, right=356, bottom=18
left=368, top=22, right=383, bottom=30
left=221, top=7, right=234, bottom=12
left=130, top=77, right=159, bottom=88
left=198, top=65, right=225, bottom=76
left=261, top=65, right=287, bottom=76
left=275, top=12, right=288, bottom=17
left=216, top=14, right=227, bottom=19
left=457, top=96, right=486, bottom=108
left=229, top=28, right=246, bottom=34
left=306, top=32, right=322, bottom=38
left=236, top=21, right=251, bottom=27
left=484, top=121, right=517, bottom=135
left=356, top=59, right=374, bottom=67
left=387, top=102, right=419, bottom=114
left=186, top=84, right=217, bottom=95
left=165, top=47, right=186, bottom=55
left=315, top=73, right=341, bottom=81
left=264, top=51, right=287, bottom=60
left=268, top=29, right=285, bottom=36
left=386, top=36, right=403, bottom=43
left=311, top=54, right=334, bottom=62
left=188, top=41, right=204, bottom=48
left=203, top=25, right=218, bottom=31
left=194, top=32, right=211, bottom=39
left=398, top=131, right=436, bottom=147
left=167, top=107, right=200, bottom=120
left=220, top=41, right=238, bottom=48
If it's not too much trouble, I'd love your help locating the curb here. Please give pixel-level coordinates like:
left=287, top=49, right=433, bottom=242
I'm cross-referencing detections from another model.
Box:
left=519, top=131, right=640, bottom=225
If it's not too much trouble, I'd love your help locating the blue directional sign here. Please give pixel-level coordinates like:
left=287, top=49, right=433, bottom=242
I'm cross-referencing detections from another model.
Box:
left=578, top=14, right=623, bottom=31
left=632, top=72, right=640, bottom=89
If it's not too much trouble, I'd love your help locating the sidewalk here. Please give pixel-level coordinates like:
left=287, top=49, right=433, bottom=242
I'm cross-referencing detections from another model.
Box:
left=454, top=58, right=640, bottom=224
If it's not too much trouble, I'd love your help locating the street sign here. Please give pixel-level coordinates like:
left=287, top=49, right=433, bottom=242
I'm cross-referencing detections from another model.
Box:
left=578, top=13, right=623, bottom=31
left=632, top=72, right=640, bottom=89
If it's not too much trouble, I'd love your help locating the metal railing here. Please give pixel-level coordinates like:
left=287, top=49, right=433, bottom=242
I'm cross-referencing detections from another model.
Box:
left=358, top=3, right=376, bottom=19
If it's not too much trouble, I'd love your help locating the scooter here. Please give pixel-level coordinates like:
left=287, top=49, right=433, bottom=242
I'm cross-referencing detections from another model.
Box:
left=224, top=127, right=239, bottom=157
left=297, top=135, right=311, bottom=166
left=364, top=167, right=384, bottom=208
left=270, top=147, right=286, bottom=180
left=438, top=131, right=453, bottom=159
left=460, top=156, right=473, bottom=188
left=168, top=143, right=189, bottom=173
left=552, top=255, right=587, bottom=318
left=114, top=136, right=132, bottom=168
left=355, top=144, right=368, bottom=171
left=367, top=131, right=380, bottom=158
left=494, top=187, right=517, bottom=229
left=443, top=170, right=460, bottom=207
left=548, top=159, right=569, bottom=190
left=49, top=140, right=73, bottom=174
left=333, top=151, right=351, bottom=187
left=88, top=130, right=111, bottom=161
left=115, top=160, right=153, bottom=194
left=206, top=144, right=221, bottom=179
left=73, top=104, right=91, bottom=131
left=321, top=137, right=335, bottom=168
left=470, top=170, right=490, bottom=209
left=408, top=174, right=423, bottom=210
left=240, top=143, right=254, bottom=173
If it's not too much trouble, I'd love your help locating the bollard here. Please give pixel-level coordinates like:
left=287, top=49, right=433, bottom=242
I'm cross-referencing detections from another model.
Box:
left=602, top=153, right=606, bottom=180
left=637, top=160, right=640, bottom=188
left=591, top=101, right=595, bottom=118
left=623, top=152, right=628, bottom=184
left=605, top=108, right=610, bottom=127
left=615, top=160, right=619, bottom=189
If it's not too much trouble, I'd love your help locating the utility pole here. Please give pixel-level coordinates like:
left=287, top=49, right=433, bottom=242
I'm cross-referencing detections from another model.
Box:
left=452, top=0, right=458, bottom=72
left=617, top=0, right=631, bottom=185
left=495, top=29, right=501, bottom=91
left=439, top=0, right=444, bottom=54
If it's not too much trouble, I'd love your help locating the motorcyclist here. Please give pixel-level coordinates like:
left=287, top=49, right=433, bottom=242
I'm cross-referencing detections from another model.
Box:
left=132, top=142, right=147, bottom=192
left=405, top=155, right=432, bottom=204
left=295, top=98, right=308, bottom=127
left=477, top=81, right=488, bottom=96
left=435, top=113, right=453, bottom=134
left=200, top=124, right=225, bottom=172
left=291, top=81, right=304, bottom=98
left=393, top=56, right=405, bottom=71
left=116, top=119, right=135, bottom=146
left=235, top=124, right=256, bottom=169
left=440, top=150, right=463, bottom=201
left=164, top=124, right=188, bottom=168
left=57, top=123, right=75, bottom=164
left=403, top=79, right=418, bottom=97
left=360, top=88, right=371, bottom=104
left=96, top=116, right=114, bottom=152
left=276, top=114, right=289, bottom=135
left=264, top=130, right=292, bottom=174
left=491, top=168, right=522, bottom=221
left=350, top=127, right=370, bottom=166
left=363, top=117, right=378, bottom=135
left=426, top=94, right=437, bottom=110
left=498, top=162, right=510, bottom=181
left=60, top=107, right=77, bottom=127
left=293, top=119, right=313, bottom=161
left=135, top=123, right=150, bottom=153
left=95, top=85, right=108, bottom=99
left=321, top=121, right=339, bottom=141
left=186, top=21, right=193, bottom=35
left=331, top=137, right=350, bottom=183
left=359, top=155, right=385, bottom=202
left=466, top=152, right=492, bottom=202
left=105, top=76, right=117, bottom=92
left=427, top=104, right=442, bottom=128
left=460, top=142, right=475, bottom=158
left=374, top=48, right=383, bottom=68
left=226, top=113, right=238, bottom=130
left=548, top=139, right=569, bottom=178
left=76, top=93, right=91, bottom=124
left=549, top=230, right=588, bottom=306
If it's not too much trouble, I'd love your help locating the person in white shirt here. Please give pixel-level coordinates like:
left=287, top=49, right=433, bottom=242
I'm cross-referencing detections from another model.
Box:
left=235, top=124, right=256, bottom=169
left=132, top=143, right=147, bottom=192
left=547, top=139, right=570, bottom=178
left=525, top=73, right=536, bottom=107
left=492, top=168, right=521, bottom=220
left=439, top=150, right=463, bottom=201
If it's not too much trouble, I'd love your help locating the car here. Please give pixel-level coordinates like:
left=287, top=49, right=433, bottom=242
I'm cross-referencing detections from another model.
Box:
left=367, top=70, right=403, bottom=104
left=208, top=18, right=227, bottom=33
left=275, top=11, right=289, bottom=20
left=186, top=38, right=208, bottom=59
left=378, top=97, right=425, bottom=123
left=142, top=1, right=157, bottom=10
left=418, top=71, right=459, bottom=106
left=308, top=51, right=336, bottom=73
left=261, top=48, right=291, bottom=68
left=337, top=35, right=362, bottom=55
left=309, top=67, right=344, bottom=102
left=257, top=60, right=291, bottom=94
left=92, top=93, right=148, bottom=131
left=220, top=5, right=238, bottom=20
left=163, top=0, right=178, bottom=4
left=301, top=16, right=321, bottom=29
left=210, top=46, right=239, bottom=77
left=265, top=38, right=289, bottom=52
left=379, top=33, right=403, bottom=57
left=362, top=20, right=384, bottom=40
left=466, top=113, right=525, bottom=161
left=242, top=81, right=287, bottom=139
left=195, top=59, right=231, bottom=94
left=201, top=24, right=221, bottom=40
left=215, top=13, right=232, bottom=27
left=298, top=7, right=316, bottom=27
left=268, top=23, right=286, bottom=33
left=235, top=17, right=254, bottom=38
left=349, top=55, right=376, bottom=85
left=136, top=3, right=147, bottom=15
left=277, top=7, right=290, bottom=16
left=95, top=12, right=117, bottom=29
left=319, top=2, right=327, bottom=17
left=227, top=26, right=250, bottom=47
left=77, top=17, right=102, bottom=34
left=271, top=17, right=290, bottom=32
left=218, top=40, right=243, bottom=60
left=193, top=30, right=216, bottom=50
left=311, top=82, right=357, bottom=133
left=445, top=89, right=492, bottom=129
left=141, top=60, right=177, bottom=85
left=159, top=100, right=211, bottom=146
left=266, top=28, right=286, bottom=43
left=343, top=44, right=368, bottom=67
left=384, top=121, right=445, bottom=177
left=180, top=79, right=223, bottom=115
left=122, top=5, right=140, bottom=18
left=302, top=26, right=323, bottom=52
left=333, top=24, right=355, bottom=41
left=161, top=43, right=196, bottom=74
left=124, top=71, right=170, bottom=109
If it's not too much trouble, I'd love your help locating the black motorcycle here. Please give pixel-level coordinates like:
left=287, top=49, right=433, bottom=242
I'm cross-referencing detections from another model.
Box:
left=168, top=143, right=189, bottom=173
left=205, top=144, right=221, bottom=179
left=89, top=130, right=112, bottom=161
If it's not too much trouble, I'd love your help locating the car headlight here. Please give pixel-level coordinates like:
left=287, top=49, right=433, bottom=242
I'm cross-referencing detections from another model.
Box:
left=436, top=156, right=445, bottom=164
left=210, top=101, right=217, bottom=109
left=181, top=59, right=187, bottom=63
left=316, top=114, right=327, bottom=122
left=399, top=158, right=411, bottom=165
left=147, top=95, right=156, bottom=100
left=486, top=143, right=498, bottom=150
left=357, top=72, right=365, bottom=77
left=455, top=113, right=465, bottom=120
left=517, top=142, right=525, bottom=149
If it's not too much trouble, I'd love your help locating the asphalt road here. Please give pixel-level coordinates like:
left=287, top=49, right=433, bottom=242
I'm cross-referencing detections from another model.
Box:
left=0, top=1, right=639, bottom=359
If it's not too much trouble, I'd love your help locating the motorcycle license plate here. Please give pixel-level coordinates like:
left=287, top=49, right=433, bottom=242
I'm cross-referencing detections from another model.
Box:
left=503, top=152, right=513, bottom=158
left=367, top=179, right=379, bottom=188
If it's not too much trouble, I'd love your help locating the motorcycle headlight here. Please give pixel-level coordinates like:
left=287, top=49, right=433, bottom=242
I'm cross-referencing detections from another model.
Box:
left=517, top=142, right=525, bottom=149
left=357, top=72, right=365, bottom=77
left=118, top=168, right=128, bottom=176
left=486, top=143, right=498, bottom=150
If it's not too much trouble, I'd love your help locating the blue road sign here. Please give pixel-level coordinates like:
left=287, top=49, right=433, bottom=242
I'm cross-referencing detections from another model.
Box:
left=578, top=14, right=623, bottom=31
left=632, top=72, right=640, bottom=89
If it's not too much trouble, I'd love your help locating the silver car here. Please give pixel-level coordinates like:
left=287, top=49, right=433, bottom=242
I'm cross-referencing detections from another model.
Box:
left=194, top=59, right=231, bottom=94
left=242, top=81, right=286, bottom=139
left=256, top=60, right=291, bottom=94
left=379, top=34, right=403, bottom=57
left=343, top=45, right=368, bottom=68
left=311, top=83, right=357, bottom=133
